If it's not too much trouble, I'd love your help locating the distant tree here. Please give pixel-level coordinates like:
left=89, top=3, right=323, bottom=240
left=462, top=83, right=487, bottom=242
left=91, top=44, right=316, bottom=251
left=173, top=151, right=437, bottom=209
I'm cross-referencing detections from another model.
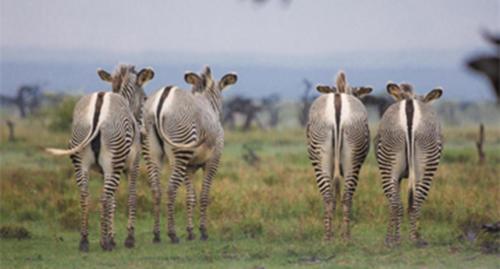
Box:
left=223, top=96, right=263, bottom=130
left=0, top=85, right=42, bottom=118
left=360, top=95, right=393, bottom=118
left=261, top=94, right=281, bottom=128
left=298, top=79, right=315, bottom=127
left=467, top=30, right=500, bottom=104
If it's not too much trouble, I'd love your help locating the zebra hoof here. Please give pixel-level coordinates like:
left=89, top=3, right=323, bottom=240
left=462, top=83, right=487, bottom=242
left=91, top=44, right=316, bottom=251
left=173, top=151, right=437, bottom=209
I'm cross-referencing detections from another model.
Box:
left=124, top=235, right=135, bottom=248
left=414, top=239, right=429, bottom=248
left=153, top=232, right=161, bottom=243
left=109, top=237, right=116, bottom=249
left=323, top=234, right=333, bottom=242
left=199, top=227, right=208, bottom=241
left=187, top=232, right=195, bottom=241
left=168, top=233, right=180, bottom=244
left=79, top=238, right=89, bottom=252
left=100, top=240, right=113, bottom=251
left=384, top=237, right=394, bottom=248
left=200, top=233, right=208, bottom=241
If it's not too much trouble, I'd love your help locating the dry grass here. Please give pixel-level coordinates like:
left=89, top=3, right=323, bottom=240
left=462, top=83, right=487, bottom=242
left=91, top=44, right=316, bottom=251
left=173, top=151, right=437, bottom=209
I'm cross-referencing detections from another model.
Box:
left=0, top=119, right=499, bottom=268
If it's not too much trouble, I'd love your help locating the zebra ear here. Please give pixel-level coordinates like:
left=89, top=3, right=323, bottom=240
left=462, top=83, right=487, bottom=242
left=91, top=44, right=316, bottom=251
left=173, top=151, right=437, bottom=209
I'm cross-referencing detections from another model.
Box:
left=97, top=68, right=112, bottom=83
left=185, top=72, right=202, bottom=86
left=423, top=88, right=443, bottom=103
left=316, top=85, right=334, bottom=94
left=137, top=67, right=155, bottom=86
left=219, top=73, right=238, bottom=90
left=386, top=82, right=403, bottom=101
left=353, top=86, right=373, bottom=98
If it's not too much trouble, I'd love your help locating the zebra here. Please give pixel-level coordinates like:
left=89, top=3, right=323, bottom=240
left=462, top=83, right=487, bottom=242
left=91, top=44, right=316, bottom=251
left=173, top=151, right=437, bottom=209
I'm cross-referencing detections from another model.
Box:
left=142, top=66, right=237, bottom=243
left=306, top=71, right=373, bottom=241
left=374, top=82, right=443, bottom=247
left=46, top=64, right=154, bottom=251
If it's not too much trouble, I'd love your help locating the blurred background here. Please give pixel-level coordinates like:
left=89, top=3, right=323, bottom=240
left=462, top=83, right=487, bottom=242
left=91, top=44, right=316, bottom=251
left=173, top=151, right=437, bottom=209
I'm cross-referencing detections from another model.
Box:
left=1, top=0, right=499, bottom=129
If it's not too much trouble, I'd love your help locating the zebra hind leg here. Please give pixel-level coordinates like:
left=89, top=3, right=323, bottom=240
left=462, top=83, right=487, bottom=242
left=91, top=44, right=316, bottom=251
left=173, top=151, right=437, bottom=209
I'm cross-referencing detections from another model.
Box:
left=409, top=180, right=432, bottom=247
left=341, top=174, right=358, bottom=241
left=100, top=171, right=121, bottom=251
left=185, top=168, right=197, bottom=240
left=315, top=168, right=333, bottom=241
left=390, top=181, right=403, bottom=247
left=381, top=179, right=396, bottom=247
left=73, top=160, right=90, bottom=252
left=125, top=154, right=140, bottom=248
left=199, top=154, right=221, bottom=241
left=142, top=133, right=162, bottom=243
left=167, top=150, right=193, bottom=244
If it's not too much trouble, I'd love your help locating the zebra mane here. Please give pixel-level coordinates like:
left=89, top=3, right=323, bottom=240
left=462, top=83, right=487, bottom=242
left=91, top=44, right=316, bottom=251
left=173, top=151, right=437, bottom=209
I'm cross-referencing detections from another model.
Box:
left=111, top=64, right=137, bottom=93
left=399, top=83, right=416, bottom=99
left=335, top=71, right=354, bottom=94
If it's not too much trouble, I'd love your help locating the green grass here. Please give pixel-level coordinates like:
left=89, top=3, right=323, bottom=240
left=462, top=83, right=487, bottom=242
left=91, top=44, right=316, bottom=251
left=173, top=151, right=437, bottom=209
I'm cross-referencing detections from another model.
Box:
left=0, top=120, right=499, bottom=268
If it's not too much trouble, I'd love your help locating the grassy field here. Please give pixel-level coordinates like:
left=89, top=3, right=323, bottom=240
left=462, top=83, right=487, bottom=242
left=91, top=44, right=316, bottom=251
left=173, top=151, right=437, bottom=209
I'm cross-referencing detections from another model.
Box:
left=0, top=118, right=499, bottom=268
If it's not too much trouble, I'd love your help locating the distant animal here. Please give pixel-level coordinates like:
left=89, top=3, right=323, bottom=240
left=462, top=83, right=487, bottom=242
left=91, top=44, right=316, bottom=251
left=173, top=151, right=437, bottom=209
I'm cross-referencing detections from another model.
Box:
left=46, top=64, right=154, bottom=251
left=306, top=71, right=372, bottom=241
left=374, top=83, right=443, bottom=247
left=142, top=66, right=237, bottom=243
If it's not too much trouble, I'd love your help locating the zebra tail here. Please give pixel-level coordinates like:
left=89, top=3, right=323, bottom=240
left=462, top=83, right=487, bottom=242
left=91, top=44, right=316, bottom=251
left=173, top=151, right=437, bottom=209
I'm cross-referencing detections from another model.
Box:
left=407, top=129, right=417, bottom=213
left=46, top=93, right=105, bottom=156
left=46, top=122, right=103, bottom=156
left=332, top=124, right=342, bottom=196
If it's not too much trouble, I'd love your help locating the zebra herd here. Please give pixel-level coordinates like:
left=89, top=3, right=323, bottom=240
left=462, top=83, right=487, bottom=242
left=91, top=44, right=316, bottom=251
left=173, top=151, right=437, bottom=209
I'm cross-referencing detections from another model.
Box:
left=46, top=64, right=443, bottom=252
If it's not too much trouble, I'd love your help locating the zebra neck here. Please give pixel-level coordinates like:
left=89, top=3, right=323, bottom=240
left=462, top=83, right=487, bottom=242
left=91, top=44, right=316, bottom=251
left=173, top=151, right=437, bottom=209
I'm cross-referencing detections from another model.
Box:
left=203, top=90, right=222, bottom=119
left=117, top=81, right=142, bottom=123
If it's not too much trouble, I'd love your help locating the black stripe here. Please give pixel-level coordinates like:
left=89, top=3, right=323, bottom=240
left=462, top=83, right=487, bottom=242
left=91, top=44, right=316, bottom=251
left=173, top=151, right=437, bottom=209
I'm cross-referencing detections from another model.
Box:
left=333, top=93, right=342, bottom=149
left=154, top=86, right=173, bottom=151
left=92, top=92, right=105, bottom=133
left=90, top=92, right=105, bottom=170
left=156, top=86, right=173, bottom=125
left=406, top=99, right=414, bottom=210
left=406, top=99, right=414, bottom=146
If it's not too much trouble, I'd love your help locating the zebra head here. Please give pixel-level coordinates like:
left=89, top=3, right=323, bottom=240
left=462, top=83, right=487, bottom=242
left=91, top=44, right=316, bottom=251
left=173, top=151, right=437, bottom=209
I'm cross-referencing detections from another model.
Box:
left=315, top=71, right=373, bottom=98
left=386, top=83, right=443, bottom=103
left=185, top=65, right=238, bottom=120
left=97, top=64, right=155, bottom=122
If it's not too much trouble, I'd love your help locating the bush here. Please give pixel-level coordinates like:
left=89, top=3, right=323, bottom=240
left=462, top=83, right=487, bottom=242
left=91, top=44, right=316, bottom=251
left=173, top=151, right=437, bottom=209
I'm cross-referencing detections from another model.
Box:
left=0, top=224, right=31, bottom=240
left=44, top=96, right=78, bottom=132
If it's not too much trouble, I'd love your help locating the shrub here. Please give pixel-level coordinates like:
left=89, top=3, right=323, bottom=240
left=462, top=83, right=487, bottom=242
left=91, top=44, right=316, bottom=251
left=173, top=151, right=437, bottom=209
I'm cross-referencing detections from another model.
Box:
left=0, top=224, right=31, bottom=240
left=44, top=96, right=79, bottom=132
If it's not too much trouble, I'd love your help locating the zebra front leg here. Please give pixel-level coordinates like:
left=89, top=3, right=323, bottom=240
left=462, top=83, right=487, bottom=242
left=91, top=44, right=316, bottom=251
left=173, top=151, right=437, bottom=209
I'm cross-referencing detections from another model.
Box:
left=199, top=156, right=220, bottom=241
left=74, top=164, right=90, bottom=252
left=185, top=168, right=197, bottom=240
left=167, top=153, right=191, bottom=244
left=125, top=154, right=140, bottom=248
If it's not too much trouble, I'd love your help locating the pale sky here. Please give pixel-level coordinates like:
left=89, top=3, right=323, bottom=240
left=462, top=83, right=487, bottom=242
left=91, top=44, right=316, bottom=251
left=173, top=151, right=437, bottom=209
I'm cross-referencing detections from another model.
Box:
left=1, top=0, right=499, bottom=57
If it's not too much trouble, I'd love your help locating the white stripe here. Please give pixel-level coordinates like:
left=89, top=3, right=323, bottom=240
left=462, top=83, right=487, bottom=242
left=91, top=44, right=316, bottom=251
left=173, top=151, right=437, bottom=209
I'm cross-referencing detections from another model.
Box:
left=324, top=93, right=335, bottom=125
left=86, top=93, right=99, bottom=123
left=412, top=100, right=421, bottom=132
left=340, top=94, right=351, bottom=125
left=399, top=101, right=407, bottom=130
